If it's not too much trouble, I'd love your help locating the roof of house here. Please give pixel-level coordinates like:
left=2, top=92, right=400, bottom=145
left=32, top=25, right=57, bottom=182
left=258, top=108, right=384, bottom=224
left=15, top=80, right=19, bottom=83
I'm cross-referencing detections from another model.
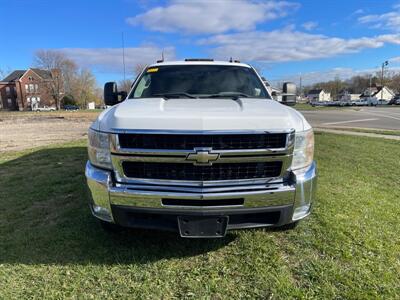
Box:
left=307, top=89, right=324, bottom=95
left=1, top=70, right=26, bottom=82
left=1, top=68, right=53, bottom=82
left=360, top=86, right=395, bottom=98
left=31, top=68, right=52, bottom=79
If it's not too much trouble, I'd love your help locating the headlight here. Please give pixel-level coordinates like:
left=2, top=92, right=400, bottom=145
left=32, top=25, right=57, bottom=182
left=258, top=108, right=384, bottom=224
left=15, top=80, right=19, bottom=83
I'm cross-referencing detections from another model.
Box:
left=291, top=129, right=314, bottom=170
left=88, top=128, right=112, bottom=169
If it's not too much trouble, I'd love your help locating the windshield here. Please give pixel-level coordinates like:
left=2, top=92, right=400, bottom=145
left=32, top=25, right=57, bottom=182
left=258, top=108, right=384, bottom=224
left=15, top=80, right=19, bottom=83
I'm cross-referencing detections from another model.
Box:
left=128, top=65, right=270, bottom=99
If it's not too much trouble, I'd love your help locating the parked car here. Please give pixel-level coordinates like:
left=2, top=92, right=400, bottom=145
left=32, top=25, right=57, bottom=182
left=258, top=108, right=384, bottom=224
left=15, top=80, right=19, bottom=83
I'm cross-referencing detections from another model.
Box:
left=310, top=101, right=328, bottom=107
left=85, top=59, right=317, bottom=237
left=64, top=105, right=80, bottom=111
left=388, top=96, right=400, bottom=105
left=352, top=97, right=378, bottom=106
left=34, top=106, right=56, bottom=112
left=377, top=99, right=388, bottom=105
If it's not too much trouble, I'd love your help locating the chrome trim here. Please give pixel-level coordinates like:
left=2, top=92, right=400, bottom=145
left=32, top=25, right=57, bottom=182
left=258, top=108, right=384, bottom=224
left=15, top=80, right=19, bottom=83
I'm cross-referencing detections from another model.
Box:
left=85, top=161, right=316, bottom=216
left=110, top=134, right=294, bottom=155
left=292, top=161, right=317, bottom=221
left=109, top=129, right=295, bottom=185
left=109, top=183, right=295, bottom=209
left=114, top=181, right=287, bottom=193
left=112, top=176, right=286, bottom=187
left=85, top=161, right=113, bottom=222
left=108, top=128, right=296, bottom=135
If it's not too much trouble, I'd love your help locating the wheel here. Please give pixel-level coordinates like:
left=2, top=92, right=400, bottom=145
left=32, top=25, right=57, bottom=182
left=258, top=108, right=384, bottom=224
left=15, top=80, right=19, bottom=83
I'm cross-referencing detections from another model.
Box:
left=275, top=221, right=299, bottom=231
left=99, top=220, right=123, bottom=232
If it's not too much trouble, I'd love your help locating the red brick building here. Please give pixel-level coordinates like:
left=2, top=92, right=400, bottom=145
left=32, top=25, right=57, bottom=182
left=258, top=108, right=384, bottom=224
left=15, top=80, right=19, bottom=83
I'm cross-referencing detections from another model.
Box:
left=0, top=68, right=61, bottom=111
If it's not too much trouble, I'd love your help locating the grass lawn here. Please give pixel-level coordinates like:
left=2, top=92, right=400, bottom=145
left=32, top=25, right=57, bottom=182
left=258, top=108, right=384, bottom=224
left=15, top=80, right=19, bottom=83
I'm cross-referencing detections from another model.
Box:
left=323, top=127, right=400, bottom=137
left=292, top=103, right=353, bottom=111
left=0, top=133, right=399, bottom=299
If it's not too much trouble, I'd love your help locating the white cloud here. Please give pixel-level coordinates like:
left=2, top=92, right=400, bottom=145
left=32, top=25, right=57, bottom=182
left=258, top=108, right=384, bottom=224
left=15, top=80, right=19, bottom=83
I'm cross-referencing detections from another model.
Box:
left=390, top=56, right=400, bottom=63
left=200, top=29, right=400, bottom=63
left=358, top=9, right=400, bottom=31
left=353, top=9, right=365, bottom=15
left=127, top=0, right=299, bottom=34
left=270, top=66, right=400, bottom=86
left=61, top=46, right=175, bottom=73
left=301, top=21, right=318, bottom=31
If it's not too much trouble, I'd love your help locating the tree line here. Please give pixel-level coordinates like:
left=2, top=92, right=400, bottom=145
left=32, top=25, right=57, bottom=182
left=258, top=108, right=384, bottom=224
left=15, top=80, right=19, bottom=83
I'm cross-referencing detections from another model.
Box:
left=33, top=50, right=102, bottom=109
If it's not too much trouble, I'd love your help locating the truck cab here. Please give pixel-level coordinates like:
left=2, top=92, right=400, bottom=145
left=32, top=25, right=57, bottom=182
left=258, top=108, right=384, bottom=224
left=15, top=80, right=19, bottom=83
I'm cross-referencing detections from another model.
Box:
left=86, top=59, right=317, bottom=238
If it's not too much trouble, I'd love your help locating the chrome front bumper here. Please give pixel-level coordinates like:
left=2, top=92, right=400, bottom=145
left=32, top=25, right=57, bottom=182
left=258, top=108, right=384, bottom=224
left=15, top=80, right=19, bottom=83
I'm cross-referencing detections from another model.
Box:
left=85, top=161, right=317, bottom=228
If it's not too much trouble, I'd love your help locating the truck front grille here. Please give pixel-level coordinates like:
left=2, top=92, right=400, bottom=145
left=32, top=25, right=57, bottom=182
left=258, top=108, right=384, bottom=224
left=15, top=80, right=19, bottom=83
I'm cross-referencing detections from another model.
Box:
left=118, top=133, right=287, bottom=150
left=121, top=161, right=283, bottom=181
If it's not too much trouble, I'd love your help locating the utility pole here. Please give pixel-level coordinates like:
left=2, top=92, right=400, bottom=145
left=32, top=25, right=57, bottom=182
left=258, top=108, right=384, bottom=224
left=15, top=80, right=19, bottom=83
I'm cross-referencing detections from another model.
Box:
left=299, top=74, right=302, bottom=99
left=122, top=32, right=126, bottom=82
left=381, top=60, right=388, bottom=100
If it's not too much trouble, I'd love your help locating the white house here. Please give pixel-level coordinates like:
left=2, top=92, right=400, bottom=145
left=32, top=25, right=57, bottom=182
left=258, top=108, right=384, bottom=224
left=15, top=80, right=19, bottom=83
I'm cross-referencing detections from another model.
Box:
left=307, top=89, right=331, bottom=102
left=338, top=90, right=361, bottom=102
left=360, top=86, right=395, bottom=101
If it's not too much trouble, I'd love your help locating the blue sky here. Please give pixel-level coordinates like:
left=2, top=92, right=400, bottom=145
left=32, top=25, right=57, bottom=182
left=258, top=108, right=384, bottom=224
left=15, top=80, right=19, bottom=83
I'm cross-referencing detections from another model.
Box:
left=1, top=0, right=400, bottom=86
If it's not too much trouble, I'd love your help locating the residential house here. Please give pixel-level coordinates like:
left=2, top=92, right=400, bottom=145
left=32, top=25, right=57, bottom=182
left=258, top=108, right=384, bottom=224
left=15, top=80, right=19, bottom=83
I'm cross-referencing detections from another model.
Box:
left=0, top=68, right=61, bottom=111
left=307, top=89, right=331, bottom=102
left=338, top=90, right=361, bottom=102
left=359, top=85, right=395, bottom=101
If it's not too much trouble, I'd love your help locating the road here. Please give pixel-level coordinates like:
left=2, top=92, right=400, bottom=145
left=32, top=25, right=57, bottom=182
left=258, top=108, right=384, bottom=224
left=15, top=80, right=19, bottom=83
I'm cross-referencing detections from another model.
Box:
left=301, top=107, right=400, bottom=130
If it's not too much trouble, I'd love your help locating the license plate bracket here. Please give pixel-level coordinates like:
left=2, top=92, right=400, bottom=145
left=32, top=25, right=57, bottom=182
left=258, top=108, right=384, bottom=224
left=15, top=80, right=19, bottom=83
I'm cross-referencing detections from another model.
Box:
left=177, top=215, right=229, bottom=238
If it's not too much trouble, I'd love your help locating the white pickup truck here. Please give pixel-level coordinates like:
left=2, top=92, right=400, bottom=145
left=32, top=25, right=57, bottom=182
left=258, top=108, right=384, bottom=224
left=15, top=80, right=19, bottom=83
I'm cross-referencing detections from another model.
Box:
left=85, top=59, right=317, bottom=238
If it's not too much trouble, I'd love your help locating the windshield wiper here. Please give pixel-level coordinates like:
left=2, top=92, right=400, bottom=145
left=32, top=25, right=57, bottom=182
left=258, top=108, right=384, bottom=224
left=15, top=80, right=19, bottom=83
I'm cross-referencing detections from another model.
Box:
left=153, top=92, right=197, bottom=99
left=200, top=92, right=251, bottom=99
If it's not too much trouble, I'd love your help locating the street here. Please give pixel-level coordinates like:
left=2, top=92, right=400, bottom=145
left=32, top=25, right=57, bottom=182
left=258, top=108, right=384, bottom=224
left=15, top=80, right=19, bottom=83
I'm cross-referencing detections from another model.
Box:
left=301, top=107, right=400, bottom=130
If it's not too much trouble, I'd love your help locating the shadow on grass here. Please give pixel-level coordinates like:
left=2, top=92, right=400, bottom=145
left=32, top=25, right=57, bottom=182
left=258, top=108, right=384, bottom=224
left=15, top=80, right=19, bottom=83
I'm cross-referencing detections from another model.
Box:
left=0, top=146, right=235, bottom=265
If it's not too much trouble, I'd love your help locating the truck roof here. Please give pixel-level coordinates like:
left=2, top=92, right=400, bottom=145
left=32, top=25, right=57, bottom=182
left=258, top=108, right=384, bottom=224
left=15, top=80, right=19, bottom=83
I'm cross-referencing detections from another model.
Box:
left=148, top=60, right=251, bottom=68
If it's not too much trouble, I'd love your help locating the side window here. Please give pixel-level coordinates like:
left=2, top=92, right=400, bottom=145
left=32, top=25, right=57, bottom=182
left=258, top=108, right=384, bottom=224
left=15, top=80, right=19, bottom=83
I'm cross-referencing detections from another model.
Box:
left=29, top=84, right=34, bottom=92
left=35, top=84, right=39, bottom=92
left=25, top=84, right=29, bottom=93
left=134, top=74, right=151, bottom=98
left=5, top=87, right=10, bottom=95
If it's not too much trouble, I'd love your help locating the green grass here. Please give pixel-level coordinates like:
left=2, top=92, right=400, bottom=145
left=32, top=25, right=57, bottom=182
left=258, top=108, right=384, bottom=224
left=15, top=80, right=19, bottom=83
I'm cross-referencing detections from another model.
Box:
left=323, top=127, right=400, bottom=136
left=1, top=134, right=399, bottom=299
left=292, top=103, right=352, bottom=111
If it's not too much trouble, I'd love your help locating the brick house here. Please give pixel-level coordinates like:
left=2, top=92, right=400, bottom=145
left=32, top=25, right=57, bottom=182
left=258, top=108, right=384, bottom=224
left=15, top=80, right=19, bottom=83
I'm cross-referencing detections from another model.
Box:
left=0, top=68, right=61, bottom=111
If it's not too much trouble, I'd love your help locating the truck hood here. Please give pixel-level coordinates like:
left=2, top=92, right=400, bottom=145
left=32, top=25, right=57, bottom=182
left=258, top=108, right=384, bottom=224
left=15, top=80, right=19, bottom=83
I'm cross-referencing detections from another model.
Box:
left=94, top=98, right=311, bottom=132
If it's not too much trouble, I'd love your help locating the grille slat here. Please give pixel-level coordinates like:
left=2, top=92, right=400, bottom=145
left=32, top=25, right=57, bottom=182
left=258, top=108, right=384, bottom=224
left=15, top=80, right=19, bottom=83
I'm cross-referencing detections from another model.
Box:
left=122, top=162, right=283, bottom=181
left=118, top=133, right=287, bottom=150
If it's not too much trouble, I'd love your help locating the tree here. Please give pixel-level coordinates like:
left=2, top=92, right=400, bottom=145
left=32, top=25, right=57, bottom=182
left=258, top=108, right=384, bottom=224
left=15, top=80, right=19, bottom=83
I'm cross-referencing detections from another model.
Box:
left=34, top=50, right=77, bottom=109
left=71, top=68, right=97, bottom=108
left=134, top=63, right=147, bottom=76
left=0, top=67, right=12, bottom=80
left=118, top=79, right=133, bottom=93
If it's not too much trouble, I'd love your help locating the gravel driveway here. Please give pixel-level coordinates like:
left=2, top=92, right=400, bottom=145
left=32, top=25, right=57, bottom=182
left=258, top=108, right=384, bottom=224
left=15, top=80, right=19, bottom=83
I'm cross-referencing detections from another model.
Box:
left=0, top=111, right=99, bottom=152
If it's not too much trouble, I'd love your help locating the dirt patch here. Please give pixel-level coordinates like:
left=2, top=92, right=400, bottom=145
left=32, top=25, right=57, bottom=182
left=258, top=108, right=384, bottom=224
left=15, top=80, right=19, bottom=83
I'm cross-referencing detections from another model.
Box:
left=0, top=111, right=100, bottom=152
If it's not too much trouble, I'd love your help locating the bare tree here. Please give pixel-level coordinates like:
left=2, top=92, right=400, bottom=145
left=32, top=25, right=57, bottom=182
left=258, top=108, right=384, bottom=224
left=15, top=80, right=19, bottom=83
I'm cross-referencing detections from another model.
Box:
left=0, top=67, right=12, bottom=80
left=71, top=68, right=97, bottom=108
left=134, top=63, right=147, bottom=76
left=118, top=79, right=133, bottom=93
left=34, top=49, right=77, bottom=109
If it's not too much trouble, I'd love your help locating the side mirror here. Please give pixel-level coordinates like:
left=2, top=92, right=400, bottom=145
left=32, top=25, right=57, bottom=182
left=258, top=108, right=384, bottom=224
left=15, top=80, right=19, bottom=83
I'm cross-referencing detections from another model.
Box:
left=282, top=82, right=297, bottom=106
left=104, top=82, right=127, bottom=106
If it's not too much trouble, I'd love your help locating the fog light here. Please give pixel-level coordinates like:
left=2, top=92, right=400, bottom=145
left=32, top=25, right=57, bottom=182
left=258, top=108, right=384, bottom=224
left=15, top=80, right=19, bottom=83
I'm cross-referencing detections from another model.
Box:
left=92, top=204, right=112, bottom=222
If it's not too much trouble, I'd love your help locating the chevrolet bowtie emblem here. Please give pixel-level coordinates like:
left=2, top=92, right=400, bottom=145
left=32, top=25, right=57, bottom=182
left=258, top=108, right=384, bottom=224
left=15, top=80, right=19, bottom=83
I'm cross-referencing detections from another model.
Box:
left=186, top=148, right=220, bottom=166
